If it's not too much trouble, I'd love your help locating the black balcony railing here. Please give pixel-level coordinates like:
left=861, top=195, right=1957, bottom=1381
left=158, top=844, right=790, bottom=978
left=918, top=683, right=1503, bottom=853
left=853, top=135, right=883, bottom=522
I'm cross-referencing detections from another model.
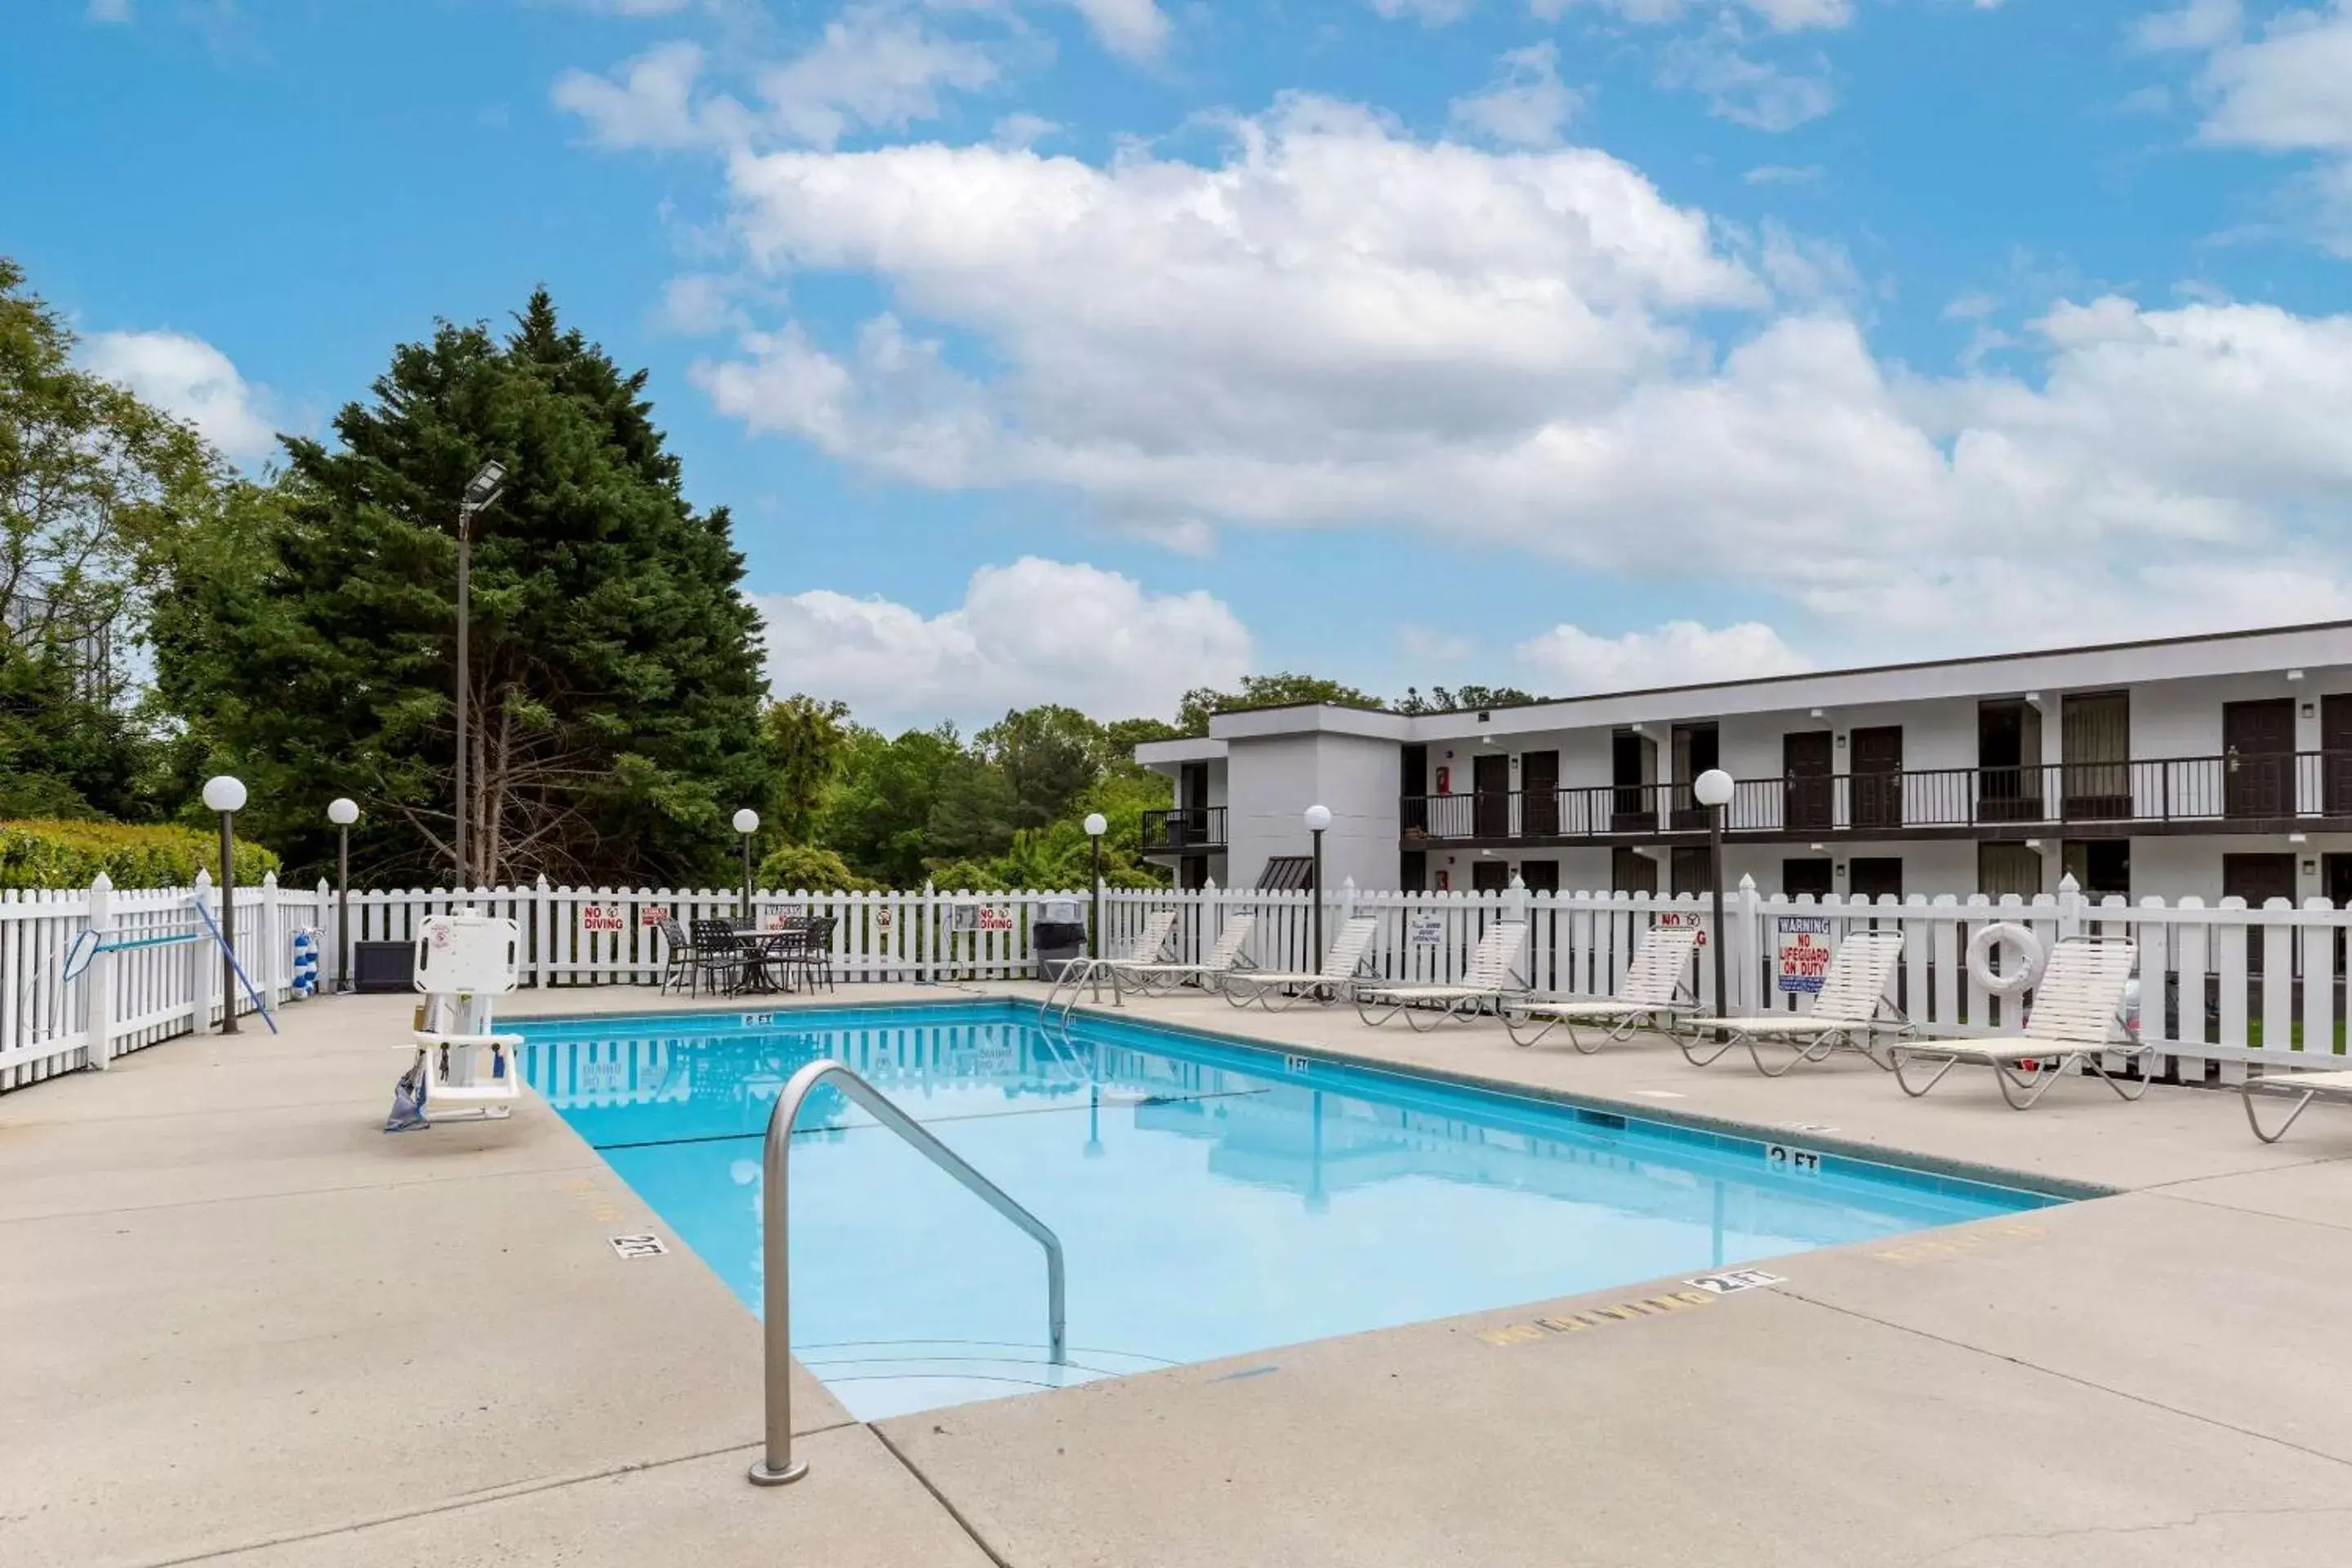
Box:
left=1399, top=751, right=2347, bottom=843
left=1142, top=806, right=1227, bottom=853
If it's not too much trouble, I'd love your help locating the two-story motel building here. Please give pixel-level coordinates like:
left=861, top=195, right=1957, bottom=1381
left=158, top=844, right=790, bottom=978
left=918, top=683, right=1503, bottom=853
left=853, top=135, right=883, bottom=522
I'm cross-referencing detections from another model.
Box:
left=1132, top=621, right=2352, bottom=906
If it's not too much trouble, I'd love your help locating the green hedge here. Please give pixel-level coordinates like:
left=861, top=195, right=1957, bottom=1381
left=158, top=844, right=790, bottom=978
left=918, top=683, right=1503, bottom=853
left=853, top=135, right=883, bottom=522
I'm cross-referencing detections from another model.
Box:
left=0, top=820, right=283, bottom=891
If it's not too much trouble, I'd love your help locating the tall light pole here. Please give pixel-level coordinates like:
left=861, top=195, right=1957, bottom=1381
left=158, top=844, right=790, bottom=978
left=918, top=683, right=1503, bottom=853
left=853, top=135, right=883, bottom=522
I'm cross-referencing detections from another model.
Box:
left=733, top=808, right=761, bottom=924
left=203, top=775, right=247, bottom=1034
left=1084, top=812, right=1107, bottom=957
left=1304, top=804, right=1332, bottom=967
left=327, top=796, right=359, bottom=993
left=453, top=459, right=506, bottom=888
left=1693, top=768, right=1734, bottom=1036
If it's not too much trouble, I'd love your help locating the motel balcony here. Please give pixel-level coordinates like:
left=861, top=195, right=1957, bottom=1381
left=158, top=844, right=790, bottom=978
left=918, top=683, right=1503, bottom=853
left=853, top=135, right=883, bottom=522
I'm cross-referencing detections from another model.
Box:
left=1141, top=806, right=1228, bottom=856
left=1400, top=751, right=2352, bottom=848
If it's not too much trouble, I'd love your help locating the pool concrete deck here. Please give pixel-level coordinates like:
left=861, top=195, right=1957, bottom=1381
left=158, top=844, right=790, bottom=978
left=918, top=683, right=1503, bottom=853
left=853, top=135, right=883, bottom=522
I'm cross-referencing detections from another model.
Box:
left=11, top=982, right=2352, bottom=1566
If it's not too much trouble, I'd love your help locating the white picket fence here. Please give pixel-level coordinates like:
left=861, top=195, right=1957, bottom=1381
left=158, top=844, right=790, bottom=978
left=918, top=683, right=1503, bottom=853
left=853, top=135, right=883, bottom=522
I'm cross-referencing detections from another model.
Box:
left=1103, top=875, right=2352, bottom=1084
left=0, top=878, right=1088, bottom=1092
left=0, top=870, right=326, bottom=1093
left=5, top=871, right=2347, bottom=1095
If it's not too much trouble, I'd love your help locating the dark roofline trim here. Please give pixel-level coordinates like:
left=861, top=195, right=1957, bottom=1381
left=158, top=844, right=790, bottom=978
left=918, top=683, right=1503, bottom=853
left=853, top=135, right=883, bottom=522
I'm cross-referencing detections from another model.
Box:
left=1206, top=617, right=2352, bottom=725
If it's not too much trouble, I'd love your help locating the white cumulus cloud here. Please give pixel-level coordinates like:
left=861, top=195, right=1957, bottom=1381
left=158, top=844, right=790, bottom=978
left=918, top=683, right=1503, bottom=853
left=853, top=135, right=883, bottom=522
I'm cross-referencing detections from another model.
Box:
left=754, top=558, right=1251, bottom=729
left=1450, top=42, right=1584, bottom=148
left=1530, top=0, right=1854, bottom=33
left=1059, top=0, right=1172, bottom=61
left=81, top=330, right=276, bottom=461
left=1517, top=620, right=1811, bottom=693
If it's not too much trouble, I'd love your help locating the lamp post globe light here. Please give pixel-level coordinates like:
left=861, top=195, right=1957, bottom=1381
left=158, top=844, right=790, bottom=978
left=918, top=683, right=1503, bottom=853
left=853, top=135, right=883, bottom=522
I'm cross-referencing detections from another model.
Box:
left=1303, top=804, right=1332, bottom=966
left=1083, top=813, right=1107, bottom=958
left=203, top=775, right=247, bottom=1034
left=1692, top=768, right=1735, bottom=1036
left=452, top=459, right=508, bottom=889
left=327, top=797, right=359, bottom=993
left=733, top=808, right=761, bottom=923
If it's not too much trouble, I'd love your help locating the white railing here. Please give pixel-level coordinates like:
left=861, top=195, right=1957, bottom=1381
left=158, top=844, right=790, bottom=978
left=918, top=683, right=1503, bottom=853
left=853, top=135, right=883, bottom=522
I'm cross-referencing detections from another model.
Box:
left=1104, top=875, right=2352, bottom=1085
left=6, top=871, right=2346, bottom=1094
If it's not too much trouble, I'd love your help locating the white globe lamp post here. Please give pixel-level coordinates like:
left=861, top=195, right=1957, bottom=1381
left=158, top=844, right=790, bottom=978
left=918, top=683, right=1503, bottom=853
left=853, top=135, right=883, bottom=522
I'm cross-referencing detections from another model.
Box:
left=327, top=797, right=359, bottom=992
left=1692, top=768, right=1735, bottom=1030
left=1303, top=804, right=1333, bottom=965
left=1083, top=813, right=1108, bottom=957
left=733, top=808, right=761, bottom=924
left=203, top=775, right=248, bottom=1034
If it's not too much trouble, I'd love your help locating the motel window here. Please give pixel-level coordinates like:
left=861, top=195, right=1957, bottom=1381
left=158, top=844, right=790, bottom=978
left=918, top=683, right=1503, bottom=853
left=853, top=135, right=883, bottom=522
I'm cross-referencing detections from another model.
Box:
left=2060, top=840, right=2130, bottom=902
left=1849, top=858, right=1903, bottom=902
left=1611, top=847, right=1658, bottom=896
left=1783, top=858, right=1833, bottom=899
left=1978, top=843, right=2043, bottom=900
left=1518, top=858, right=1559, bottom=893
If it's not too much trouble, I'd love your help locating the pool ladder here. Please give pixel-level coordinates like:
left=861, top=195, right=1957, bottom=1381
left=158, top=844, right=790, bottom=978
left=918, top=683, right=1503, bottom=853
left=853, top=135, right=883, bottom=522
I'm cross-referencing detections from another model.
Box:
left=1040, top=956, right=1127, bottom=1027
left=749, top=1059, right=1067, bottom=1487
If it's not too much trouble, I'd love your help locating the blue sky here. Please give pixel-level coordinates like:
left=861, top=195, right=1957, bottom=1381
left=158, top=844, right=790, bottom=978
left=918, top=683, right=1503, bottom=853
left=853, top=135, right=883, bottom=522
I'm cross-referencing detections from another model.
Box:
left=7, top=0, right=2350, bottom=730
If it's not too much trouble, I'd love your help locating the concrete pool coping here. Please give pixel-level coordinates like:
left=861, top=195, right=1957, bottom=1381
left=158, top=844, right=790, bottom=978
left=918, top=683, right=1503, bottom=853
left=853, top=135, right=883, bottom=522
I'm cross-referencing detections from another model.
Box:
left=12, top=981, right=2352, bottom=1566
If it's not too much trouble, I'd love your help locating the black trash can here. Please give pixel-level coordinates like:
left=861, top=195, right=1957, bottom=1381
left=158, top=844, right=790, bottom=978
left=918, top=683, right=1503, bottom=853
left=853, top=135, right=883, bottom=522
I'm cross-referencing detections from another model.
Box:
left=352, top=939, right=416, bottom=994
left=1033, top=898, right=1089, bottom=981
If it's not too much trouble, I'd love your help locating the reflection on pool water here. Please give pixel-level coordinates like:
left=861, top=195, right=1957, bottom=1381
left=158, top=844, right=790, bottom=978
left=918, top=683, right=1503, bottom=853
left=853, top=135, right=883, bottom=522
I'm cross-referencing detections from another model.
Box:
left=519, top=1003, right=2055, bottom=1419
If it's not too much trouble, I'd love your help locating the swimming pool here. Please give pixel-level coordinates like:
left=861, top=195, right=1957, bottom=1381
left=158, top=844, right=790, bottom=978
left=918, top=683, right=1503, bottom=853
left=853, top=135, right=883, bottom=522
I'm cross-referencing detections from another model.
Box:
left=519, top=1002, right=2056, bottom=1419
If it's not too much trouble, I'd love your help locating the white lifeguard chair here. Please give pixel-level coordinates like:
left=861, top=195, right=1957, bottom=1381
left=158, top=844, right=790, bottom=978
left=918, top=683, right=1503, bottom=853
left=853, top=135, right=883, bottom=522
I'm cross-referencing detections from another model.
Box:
left=408, top=909, right=525, bottom=1120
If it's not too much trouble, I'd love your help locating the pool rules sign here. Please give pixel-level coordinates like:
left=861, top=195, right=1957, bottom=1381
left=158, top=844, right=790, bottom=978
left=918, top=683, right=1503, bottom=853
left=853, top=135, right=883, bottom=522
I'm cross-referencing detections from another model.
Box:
left=1776, top=916, right=1833, bottom=995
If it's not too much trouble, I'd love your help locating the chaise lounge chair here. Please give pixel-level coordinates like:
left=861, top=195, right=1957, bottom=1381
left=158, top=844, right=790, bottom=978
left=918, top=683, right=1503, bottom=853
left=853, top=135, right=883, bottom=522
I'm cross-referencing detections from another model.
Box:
left=1355, top=920, right=1529, bottom=1032
left=1048, top=911, right=1179, bottom=1004
left=1108, top=914, right=1258, bottom=996
left=2241, top=1068, right=2352, bottom=1143
left=1499, top=924, right=1702, bottom=1051
left=1887, top=936, right=2149, bottom=1108
left=1223, top=916, right=1379, bottom=1010
left=1678, top=929, right=1910, bottom=1076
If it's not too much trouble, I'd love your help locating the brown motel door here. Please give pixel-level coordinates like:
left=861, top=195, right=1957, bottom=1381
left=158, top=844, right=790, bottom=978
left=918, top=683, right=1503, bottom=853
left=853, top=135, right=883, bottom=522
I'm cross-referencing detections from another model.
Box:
left=1784, top=731, right=1832, bottom=831
left=1520, top=751, right=1560, bottom=836
left=2327, top=695, right=2352, bottom=815
left=1850, top=727, right=1903, bottom=831
left=2224, top=699, right=2295, bottom=819
left=1473, top=753, right=1512, bottom=838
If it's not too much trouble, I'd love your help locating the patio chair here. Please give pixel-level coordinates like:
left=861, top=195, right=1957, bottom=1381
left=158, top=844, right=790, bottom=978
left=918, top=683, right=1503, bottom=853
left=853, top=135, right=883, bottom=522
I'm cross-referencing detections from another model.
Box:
left=687, top=919, right=751, bottom=996
left=1355, top=920, right=1529, bottom=1032
left=1678, top=929, right=1911, bottom=1076
left=790, top=915, right=836, bottom=994
left=656, top=915, right=701, bottom=995
left=1500, top=923, right=1702, bottom=1052
left=1887, top=937, right=2149, bottom=1108
left=1224, top=916, right=1379, bottom=1010
left=1111, top=914, right=1257, bottom=996
left=2242, top=1068, right=2352, bottom=1144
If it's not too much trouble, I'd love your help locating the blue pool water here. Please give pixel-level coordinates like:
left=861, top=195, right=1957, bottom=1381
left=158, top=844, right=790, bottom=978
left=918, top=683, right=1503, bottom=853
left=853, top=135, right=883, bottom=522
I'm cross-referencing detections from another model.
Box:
left=519, top=1002, right=2054, bottom=1419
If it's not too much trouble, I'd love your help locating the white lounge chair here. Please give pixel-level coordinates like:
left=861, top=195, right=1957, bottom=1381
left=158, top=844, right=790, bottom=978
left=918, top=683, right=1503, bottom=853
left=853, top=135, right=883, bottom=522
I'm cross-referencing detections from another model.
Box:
left=1888, top=937, right=2149, bottom=1108
left=1045, top=910, right=1178, bottom=1011
left=1355, top=921, right=1529, bottom=1032
left=1679, top=929, right=1910, bottom=1076
left=1500, top=924, right=1702, bottom=1052
left=1224, top=916, right=1379, bottom=1010
left=1111, top=914, right=1257, bottom=995
left=2241, top=1069, right=2352, bottom=1143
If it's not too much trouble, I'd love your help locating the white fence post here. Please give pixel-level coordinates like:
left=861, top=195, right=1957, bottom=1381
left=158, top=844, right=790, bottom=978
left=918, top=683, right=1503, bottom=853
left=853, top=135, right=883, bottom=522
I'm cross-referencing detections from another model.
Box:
left=1734, top=873, right=1760, bottom=1014
left=260, top=871, right=281, bottom=1005
left=85, top=874, right=114, bottom=1071
left=191, top=867, right=218, bottom=1032
left=533, top=875, right=553, bottom=989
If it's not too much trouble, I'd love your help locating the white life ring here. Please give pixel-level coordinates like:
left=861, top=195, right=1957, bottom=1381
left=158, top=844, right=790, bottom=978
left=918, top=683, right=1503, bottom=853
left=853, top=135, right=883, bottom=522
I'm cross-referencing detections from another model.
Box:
left=1967, top=922, right=2044, bottom=996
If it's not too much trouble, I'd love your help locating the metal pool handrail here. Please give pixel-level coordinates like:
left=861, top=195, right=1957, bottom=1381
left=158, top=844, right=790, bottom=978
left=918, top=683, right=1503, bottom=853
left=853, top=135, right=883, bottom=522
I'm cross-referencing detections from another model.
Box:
left=749, top=1058, right=1068, bottom=1487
